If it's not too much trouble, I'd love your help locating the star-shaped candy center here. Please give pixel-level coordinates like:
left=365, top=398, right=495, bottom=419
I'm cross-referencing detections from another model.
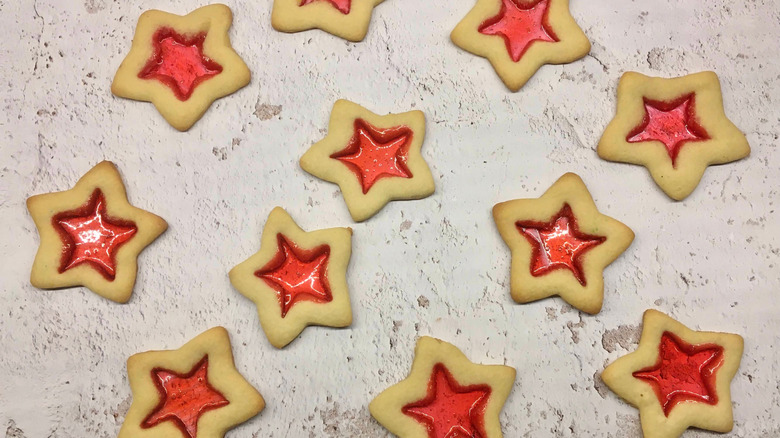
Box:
left=53, top=189, right=137, bottom=280
left=633, top=332, right=724, bottom=416
left=330, top=119, right=414, bottom=194
left=479, top=0, right=558, bottom=62
left=627, top=94, right=710, bottom=166
left=255, top=234, right=333, bottom=317
left=403, top=364, right=491, bottom=438
left=299, top=0, right=352, bottom=14
left=142, top=357, right=230, bottom=438
left=138, top=27, right=223, bottom=101
left=516, top=204, right=605, bottom=286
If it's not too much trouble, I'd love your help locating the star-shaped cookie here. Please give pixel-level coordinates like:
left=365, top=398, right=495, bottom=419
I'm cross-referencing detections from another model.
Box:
left=229, top=207, right=353, bottom=348
left=300, top=99, right=435, bottom=222
left=451, top=0, right=590, bottom=91
left=602, top=310, right=744, bottom=438
left=492, top=173, right=634, bottom=314
left=27, top=161, right=167, bottom=303
left=118, top=327, right=265, bottom=438
left=598, top=71, right=750, bottom=200
left=370, top=336, right=516, bottom=438
left=112, top=4, right=251, bottom=131
left=271, top=0, right=385, bottom=42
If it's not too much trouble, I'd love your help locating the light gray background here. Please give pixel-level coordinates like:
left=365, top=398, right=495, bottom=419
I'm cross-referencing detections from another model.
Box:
left=1, top=0, right=778, bottom=437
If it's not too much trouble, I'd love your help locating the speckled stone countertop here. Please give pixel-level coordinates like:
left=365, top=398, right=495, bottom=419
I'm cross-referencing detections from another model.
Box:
left=1, top=0, right=778, bottom=437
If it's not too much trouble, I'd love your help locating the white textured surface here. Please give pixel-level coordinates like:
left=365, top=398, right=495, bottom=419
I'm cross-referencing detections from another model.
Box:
left=1, top=0, right=779, bottom=437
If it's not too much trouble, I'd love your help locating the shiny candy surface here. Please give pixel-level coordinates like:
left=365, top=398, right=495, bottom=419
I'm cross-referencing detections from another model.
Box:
left=627, top=95, right=709, bottom=165
left=53, top=189, right=137, bottom=280
left=299, top=0, right=352, bottom=14
left=479, top=0, right=558, bottom=62
left=139, top=28, right=223, bottom=101
left=633, top=332, right=724, bottom=416
left=403, top=364, right=491, bottom=438
left=255, top=234, right=333, bottom=317
left=331, top=119, right=413, bottom=194
left=142, top=357, right=229, bottom=438
left=516, top=204, right=605, bottom=285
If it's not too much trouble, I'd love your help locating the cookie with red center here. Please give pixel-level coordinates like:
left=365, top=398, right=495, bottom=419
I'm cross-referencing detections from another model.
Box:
left=300, top=100, right=435, bottom=222
left=492, top=173, right=634, bottom=314
left=229, top=207, right=353, bottom=348
left=119, top=327, right=265, bottom=438
left=370, top=336, right=515, bottom=438
left=451, top=0, right=590, bottom=91
left=598, top=71, right=750, bottom=200
left=112, top=4, right=250, bottom=131
left=26, top=161, right=167, bottom=303
left=602, top=310, right=744, bottom=438
left=272, top=0, right=385, bottom=42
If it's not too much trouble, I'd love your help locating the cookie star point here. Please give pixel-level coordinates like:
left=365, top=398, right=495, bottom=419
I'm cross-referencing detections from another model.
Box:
left=300, top=100, right=434, bottom=222
left=370, top=336, right=515, bottom=438
left=492, top=173, right=634, bottom=314
left=598, top=71, right=750, bottom=200
left=451, top=0, right=590, bottom=91
left=271, top=0, right=384, bottom=42
left=112, top=4, right=250, bottom=131
left=27, top=161, right=167, bottom=303
left=119, top=327, right=265, bottom=438
left=602, top=310, right=744, bottom=438
left=229, top=207, right=353, bottom=348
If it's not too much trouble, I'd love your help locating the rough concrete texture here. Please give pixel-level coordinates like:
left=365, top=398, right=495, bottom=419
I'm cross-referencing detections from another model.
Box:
left=1, top=0, right=779, bottom=437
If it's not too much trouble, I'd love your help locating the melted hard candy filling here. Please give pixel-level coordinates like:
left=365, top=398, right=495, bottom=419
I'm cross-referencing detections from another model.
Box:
left=138, top=28, right=223, bottom=100
left=142, top=357, right=230, bottom=438
left=255, top=234, right=333, bottom=317
left=402, top=364, right=491, bottom=438
left=633, top=332, right=724, bottom=416
left=516, top=204, right=605, bottom=285
left=330, top=119, right=413, bottom=194
left=53, top=189, right=137, bottom=280
left=479, top=0, right=558, bottom=62
left=627, top=94, right=709, bottom=165
left=299, top=0, right=352, bottom=14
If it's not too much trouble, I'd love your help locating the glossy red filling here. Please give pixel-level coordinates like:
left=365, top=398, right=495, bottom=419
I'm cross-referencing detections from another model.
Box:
left=627, top=94, right=709, bottom=166
left=299, top=0, right=352, bottom=14
left=330, top=119, right=413, bottom=194
left=633, top=332, right=724, bottom=416
left=403, top=364, right=491, bottom=438
left=52, top=188, right=137, bottom=280
left=142, top=357, right=229, bottom=438
left=255, top=234, right=333, bottom=317
left=138, top=27, right=223, bottom=101
left=516, top=204, right=605, bottom=286
left=479, top=0, right=558, bottom=62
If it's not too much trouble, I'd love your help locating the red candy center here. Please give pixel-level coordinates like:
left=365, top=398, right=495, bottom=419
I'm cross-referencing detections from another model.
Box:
left=143, top=357, right=230, bottom=438
left=633, top=332, right=724, bottom=416
left=330, top=119, right=413, bottom=194
left=516, top=204, right=605, bottom=286
left=627, top=94, right=709, bottom=166
left=403, top=364, right=491, bottom=438
left=299, top=0, right=352, bottom=14
left=52, top=189, right=137, bottom=280
left=255, top=234, right=333, bottom=317
left=138, top=28, right=223, bottom=101
left=479, top=0, right=558, bottom=62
